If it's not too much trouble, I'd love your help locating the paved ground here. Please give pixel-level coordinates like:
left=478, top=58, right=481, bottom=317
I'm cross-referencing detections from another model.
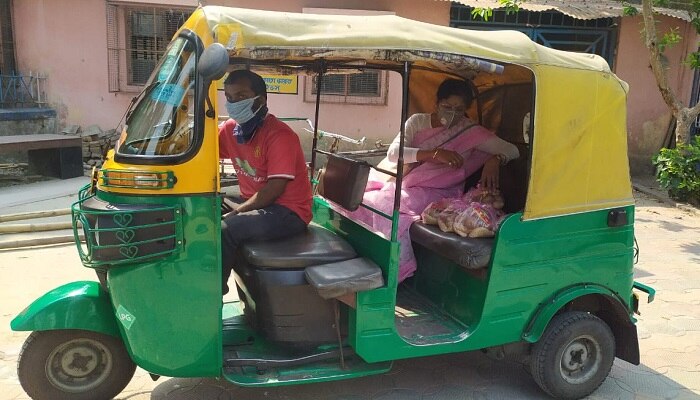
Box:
left=0, top=178, right=699, bottom=399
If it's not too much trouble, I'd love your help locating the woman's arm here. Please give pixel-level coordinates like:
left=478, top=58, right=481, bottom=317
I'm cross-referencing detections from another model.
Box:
left=386, top=114, right=430, bottom=163
left=386, top=114, right=462, bottom=167
left=477, top=136, right=520, bottom=194
left=476, top=136, right=520, bottom=162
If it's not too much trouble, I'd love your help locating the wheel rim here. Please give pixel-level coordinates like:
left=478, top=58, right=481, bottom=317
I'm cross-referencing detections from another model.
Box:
left=559, top=334, right=602, bottom=385
left=45, top=338, right=113, bottom=393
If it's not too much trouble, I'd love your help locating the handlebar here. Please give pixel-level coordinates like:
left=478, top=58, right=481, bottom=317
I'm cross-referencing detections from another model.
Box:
left=279, top=117, right=366, bottom=146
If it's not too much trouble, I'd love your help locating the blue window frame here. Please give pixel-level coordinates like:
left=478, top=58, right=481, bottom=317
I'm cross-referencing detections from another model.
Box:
left=449, top=3, right=619, bottom=68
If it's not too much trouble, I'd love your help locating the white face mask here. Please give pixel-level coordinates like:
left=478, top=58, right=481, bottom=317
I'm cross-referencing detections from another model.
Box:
left=438, top=109, right=456, bottom=127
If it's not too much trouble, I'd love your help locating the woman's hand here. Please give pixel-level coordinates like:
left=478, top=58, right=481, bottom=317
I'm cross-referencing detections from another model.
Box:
left=430, top=148, right=463, bottom=168
left=479, top=155, right=501, bottom=193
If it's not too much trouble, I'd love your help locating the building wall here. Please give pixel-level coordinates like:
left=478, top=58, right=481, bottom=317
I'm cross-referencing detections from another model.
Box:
left=12, top=0, right=448, bottom=143
left=615, top=15, right=698, bottom=175
left=13, top=1, right=698, bottom=174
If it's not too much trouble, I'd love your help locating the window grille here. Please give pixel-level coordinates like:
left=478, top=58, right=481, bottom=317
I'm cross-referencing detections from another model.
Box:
left=449, top=3, right=619, bottom=68
left=305, top=71, right=387, bottom=105
left=0, top=0, right=16, bottom=75
left=106, top=4, right=120, bottom=92
left=106, top=4, right=193, bottom=91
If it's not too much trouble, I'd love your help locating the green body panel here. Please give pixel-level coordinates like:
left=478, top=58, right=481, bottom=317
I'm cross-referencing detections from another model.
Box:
left=222, top=301, right=257, bottom=345
left=223, top=338, right=392, bottom=387
left=11, top=281, right=121, bottom=337
left=97, top=191, right=222, bottom=377
left=521, top=284, right=632, bottom=342
left=317, top=201, right=635, bottom=363
left=413, top=249, right=488, bottom=328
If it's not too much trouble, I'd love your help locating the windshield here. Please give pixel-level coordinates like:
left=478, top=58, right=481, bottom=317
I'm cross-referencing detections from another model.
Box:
left=117, top=37, right=196, bottom=157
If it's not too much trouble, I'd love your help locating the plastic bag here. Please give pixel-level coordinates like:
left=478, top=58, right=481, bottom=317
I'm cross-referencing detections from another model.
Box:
left=421, top=198, right=452, bottom=225
left=453, top=202, right=505, bottom=238
left=437, top=200, right=469, bottom=233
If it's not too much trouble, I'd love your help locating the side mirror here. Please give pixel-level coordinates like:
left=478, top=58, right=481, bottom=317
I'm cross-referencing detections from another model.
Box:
left=199, top=43, right=229, bottom=81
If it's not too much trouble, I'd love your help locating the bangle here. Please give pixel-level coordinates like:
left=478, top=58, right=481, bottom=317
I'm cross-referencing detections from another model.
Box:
left=496, top=154, right=507, bottom=165
left=432, top=149, right=439, bottom=159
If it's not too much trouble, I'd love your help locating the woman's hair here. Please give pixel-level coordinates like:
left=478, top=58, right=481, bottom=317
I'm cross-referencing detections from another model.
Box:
left=436, top=79, right=474, bottom=105
left=224, top=69, right=267, bottom=97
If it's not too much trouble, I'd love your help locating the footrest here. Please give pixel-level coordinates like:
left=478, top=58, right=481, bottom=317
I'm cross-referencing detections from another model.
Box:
left=305, top=258, right=384, bottom=299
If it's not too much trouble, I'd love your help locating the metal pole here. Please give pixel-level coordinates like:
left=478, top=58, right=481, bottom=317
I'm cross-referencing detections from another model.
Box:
left=309, top=60, right=325, bottom=180
left=391, top=62, right=410, bottom=242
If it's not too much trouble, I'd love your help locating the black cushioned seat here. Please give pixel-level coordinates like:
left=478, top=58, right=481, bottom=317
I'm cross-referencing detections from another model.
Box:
left=410, top=222, right=493, bottom=270
left=305, top=258, right=384, bottom=299
left=241, top=223, right=357, bottom=269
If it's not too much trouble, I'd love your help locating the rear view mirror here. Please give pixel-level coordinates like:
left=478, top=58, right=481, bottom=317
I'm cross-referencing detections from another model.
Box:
left=199, top=43, right=229, bottom=81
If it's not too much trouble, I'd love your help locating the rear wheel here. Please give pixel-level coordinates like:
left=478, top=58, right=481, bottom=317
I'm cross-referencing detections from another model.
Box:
left=17, top=330, right=136, bottom=400
left=530, top=311, right=615, bottom=400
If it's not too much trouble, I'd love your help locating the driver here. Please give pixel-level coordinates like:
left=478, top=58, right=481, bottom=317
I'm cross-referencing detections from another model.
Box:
left=219, top=70, right=312, bottom=295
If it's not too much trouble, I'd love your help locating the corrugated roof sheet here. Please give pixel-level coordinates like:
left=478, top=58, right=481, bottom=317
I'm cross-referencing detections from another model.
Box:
left=444, top=0, right=693, bottom=21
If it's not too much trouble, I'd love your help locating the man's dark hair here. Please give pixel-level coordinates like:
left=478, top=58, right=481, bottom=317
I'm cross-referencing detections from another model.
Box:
left=224, top=70, right=267, bottom=97
left=436, top=78, right=474, bottom=105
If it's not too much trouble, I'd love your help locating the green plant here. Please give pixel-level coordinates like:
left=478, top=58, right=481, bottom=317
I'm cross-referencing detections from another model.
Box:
left=652, top=136, right=700, bottom=204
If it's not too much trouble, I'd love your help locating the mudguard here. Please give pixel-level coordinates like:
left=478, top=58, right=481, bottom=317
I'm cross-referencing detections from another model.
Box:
left=11, top=281, right=121, bottom=337
left=522, top=284, right=641, bottom=364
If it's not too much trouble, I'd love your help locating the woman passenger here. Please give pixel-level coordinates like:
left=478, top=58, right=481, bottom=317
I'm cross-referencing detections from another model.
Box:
left=349, top=78, right=519, bottom=282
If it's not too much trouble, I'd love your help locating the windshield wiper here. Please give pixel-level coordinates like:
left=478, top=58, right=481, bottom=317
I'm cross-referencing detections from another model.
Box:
left=125, top=80, right=162, bottom=122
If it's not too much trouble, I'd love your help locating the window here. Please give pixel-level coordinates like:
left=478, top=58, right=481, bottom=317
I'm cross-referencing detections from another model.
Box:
left=301, top=8, right=392, bottom=105
left=304, top=71, right=388, bottom=105
left=0, top=0, right=16, bottom=75
left=450, top=4, right=619, bottom=68
left=107, top=4, right=193, bottom=91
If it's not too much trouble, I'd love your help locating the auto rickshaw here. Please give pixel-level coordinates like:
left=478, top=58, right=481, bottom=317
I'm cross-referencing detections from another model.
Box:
left=11, top=6, right=656, bottom=400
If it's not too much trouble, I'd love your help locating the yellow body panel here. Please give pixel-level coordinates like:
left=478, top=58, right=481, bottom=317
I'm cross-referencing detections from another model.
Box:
left=526, top=66, right=634, bottom=219
left=100, top=8, right=221, bottom=195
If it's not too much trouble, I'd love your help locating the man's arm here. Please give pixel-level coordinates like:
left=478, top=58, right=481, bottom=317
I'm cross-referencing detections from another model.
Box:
left=228, top=178, right=289, bottom=215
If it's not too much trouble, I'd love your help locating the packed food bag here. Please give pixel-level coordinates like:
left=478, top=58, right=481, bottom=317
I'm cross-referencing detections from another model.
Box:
left=436, top=200, right=469, bottom=233
left=462, top=185, right=504, bottom=209
left=421, top=198, right=452, bottom=225
left=453, top=202, right=505, bottom=238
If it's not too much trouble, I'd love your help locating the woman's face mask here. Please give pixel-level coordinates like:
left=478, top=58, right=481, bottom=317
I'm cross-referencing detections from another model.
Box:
left=437, top=99, right=467, bottom=127
left=226, top=96, right=261, bottom=124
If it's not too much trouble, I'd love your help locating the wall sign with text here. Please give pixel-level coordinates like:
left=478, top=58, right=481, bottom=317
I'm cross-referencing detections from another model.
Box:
left=261, top=74, right=298, bottom=95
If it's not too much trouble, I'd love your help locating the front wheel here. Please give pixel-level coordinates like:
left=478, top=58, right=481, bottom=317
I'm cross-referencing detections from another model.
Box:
left=530, top=311, right=615, bottom=400
left=17, top=330, right=136, bottom=400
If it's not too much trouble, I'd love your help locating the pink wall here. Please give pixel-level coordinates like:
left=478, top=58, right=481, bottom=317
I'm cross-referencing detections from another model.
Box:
left=615, top=15, right=698, bottom=175
left=12, top=0, right=448, bottom=143
left=14, top=1, right=697, bottom=174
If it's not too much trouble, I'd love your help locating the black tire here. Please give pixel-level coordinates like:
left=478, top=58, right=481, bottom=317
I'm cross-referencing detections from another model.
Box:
left=17, top=330, right=136, bottom=400
left=530, top=311, right=615, bottom=400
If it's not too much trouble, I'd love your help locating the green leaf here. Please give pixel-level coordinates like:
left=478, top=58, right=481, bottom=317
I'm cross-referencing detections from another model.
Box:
left=471, top=7, right=494, bottom=21
left=622, top=3, right=639, bottom=16
left=652, top=137, right=700, bottom=202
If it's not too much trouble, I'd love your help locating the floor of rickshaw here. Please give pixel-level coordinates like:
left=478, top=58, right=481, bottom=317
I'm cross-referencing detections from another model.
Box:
left=395, top=286, right=468, bottom=345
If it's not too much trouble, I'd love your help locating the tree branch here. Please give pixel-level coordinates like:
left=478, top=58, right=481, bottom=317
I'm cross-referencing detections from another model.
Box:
left=642, top=0, right=684, bottom=115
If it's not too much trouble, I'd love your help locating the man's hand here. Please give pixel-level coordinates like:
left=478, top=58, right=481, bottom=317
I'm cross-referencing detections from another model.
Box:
left=234, top=178, right=289, bottom=214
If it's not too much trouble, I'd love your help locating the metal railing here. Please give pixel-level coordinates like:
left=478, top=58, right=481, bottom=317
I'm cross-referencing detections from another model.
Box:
left=0, top=72, right=47, bottom=108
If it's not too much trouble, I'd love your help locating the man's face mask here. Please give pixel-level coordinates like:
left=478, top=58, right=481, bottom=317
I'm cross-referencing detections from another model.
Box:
left=226, top=96, right=261, bottom=124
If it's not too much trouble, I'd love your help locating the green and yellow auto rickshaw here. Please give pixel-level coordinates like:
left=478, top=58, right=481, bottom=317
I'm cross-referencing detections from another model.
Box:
left=11, top=6, right=655, bottom=400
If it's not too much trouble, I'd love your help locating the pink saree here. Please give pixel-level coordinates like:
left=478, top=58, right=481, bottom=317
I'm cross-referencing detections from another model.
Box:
left=346, top=117, right=495, bottom=282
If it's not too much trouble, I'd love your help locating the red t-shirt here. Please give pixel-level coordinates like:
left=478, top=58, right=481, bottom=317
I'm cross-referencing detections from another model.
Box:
left=219, top=114, right=312, bottom=224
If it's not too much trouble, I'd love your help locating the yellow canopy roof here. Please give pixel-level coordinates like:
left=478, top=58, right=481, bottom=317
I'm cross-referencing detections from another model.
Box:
left=193, top=6, right=633, bottom=219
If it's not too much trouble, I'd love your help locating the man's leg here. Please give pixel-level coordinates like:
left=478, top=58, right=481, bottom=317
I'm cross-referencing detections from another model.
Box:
left=221, top=204, right=307, bottom=294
